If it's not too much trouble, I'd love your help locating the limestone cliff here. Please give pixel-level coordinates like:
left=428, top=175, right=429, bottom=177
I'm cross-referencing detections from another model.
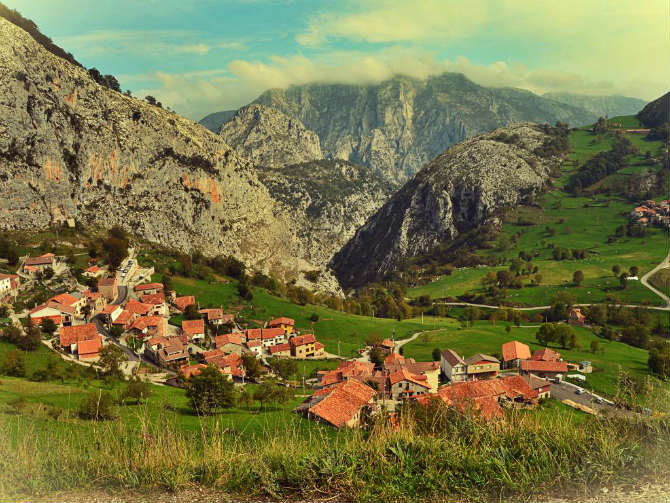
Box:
left=219, top=104, right=322, bottom=168
left=204, top=73, right=595, bottom=183
left=0, top=18, right=334, bottom=292
left=330, top=123, right=564, bottom=288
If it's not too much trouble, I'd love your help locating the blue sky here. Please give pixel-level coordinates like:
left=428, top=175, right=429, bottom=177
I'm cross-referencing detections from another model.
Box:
left=5, top=0, right=668, bottom=119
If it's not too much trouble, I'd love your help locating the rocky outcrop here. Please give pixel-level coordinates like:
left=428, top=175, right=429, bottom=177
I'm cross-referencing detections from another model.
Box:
left=219, top=104, right=322, bottom=168
left=199, top=109, right=236, bottom=133
left=204, top=73, right=596, bottom=183
left=330, top=124, right=563, bottom=288
left=543, top=92, right=646, bottom=119
left=0, top=18, right=337, bottom=293
left=637, top=92, right=670, bottom=127
left=256, top=160, right=395, bottom=269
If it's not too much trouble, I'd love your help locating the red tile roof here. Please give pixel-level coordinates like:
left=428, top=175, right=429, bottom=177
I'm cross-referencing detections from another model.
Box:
left=134, top=283, right=164, bottom=292
left=112, top=310, right=132, bottom=325
left=381, top=339, right=394, bottom=348
left=290, top=334, right=316, bottom=347
left=520, top=360, right=568, bottom=373
left=441, top=349, right=466, bottom=366
left=268, top=317, right=294, bottom=327
left=101, top=304, right=121, bottom=315
left=180, top=363, right=206, bottom=379
left=50, top=293, right=79, bottom=306
left=384, top=353, right=405, bottom=366
left=389, top=367, right=430, bottom=388
left=200, top=308, right=234, bottom=323
left=174, top=296, right=196, bottom=312
left=215, top=333, right=244, bottom=347
left=125, top=299, right=153, bottom=316
left=302, top=379, right=376, bottom=428
left=314, top=342, right=324, bottom=351
left=261, top=327, right=284, bottom=339
left=140, top=292, right=165, bottom=305
left=24, top=254, right=54, bottom=266
left=77, top=336, right=101, bottom=357
left=530, top=348, right=562, bottom=362
left=129, top=316, right=163, bottom=333
left=84, top=265, right=101, bottom=273
left=59, top=323, right=99, bottom=347
left=247, top=340, right=262, bottom=348
left=245, top=328, right=262, bottom=340
left=502, top=341, right=531, bottom=362
left=182, top=319, right=205, bottom=337
left=269, top=343, right=291, bottom=354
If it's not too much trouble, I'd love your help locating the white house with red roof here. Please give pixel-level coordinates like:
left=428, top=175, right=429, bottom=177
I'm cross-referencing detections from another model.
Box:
left=182, top=319, right=205, bottom=343
left=261, top=327, right=285, bottom=347
left=59, top=323, right=101, bottom=359
left=0, top=273, right=20, bottom=301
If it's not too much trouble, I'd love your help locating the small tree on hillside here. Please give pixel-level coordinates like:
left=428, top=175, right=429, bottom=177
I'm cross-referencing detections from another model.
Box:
left=573, top=270, right=584, bottom=286
left=432, top=348, right=442, bottom=362
left=78, top=390, right=119, bottom=420
left=184, top=304, right=201, bottom=320
left=612, top=264, right=621, bottom=276
left=1, top=349, right=25, bottom=377
left=629, top=266, right=639, bottom=277
left=185, top=365, right=236, bottom=415
left=241, top=352, right=263, bottom=380
left=98, top=344, right=125, bottom=378
left=41, top=318, right=57, bottom=336
left=121, top=377, right=152, bottom=404
left=18, top=326, right=41, bottom=351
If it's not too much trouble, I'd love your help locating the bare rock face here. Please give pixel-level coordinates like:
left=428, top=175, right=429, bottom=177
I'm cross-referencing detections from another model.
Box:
left=0, top=18, right=334, bottom=292
left=256, top=160, right=396, bottom=269
left=219, top=104, right=322, bottom=168
left=330, top=124, right=562, bottom=288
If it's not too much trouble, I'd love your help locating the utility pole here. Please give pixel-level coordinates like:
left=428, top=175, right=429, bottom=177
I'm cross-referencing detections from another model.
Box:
left=338, top=339, right=340, bottom=358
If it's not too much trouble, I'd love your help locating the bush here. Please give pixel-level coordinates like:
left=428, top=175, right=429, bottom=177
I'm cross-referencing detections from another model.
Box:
left=1, top=349, right=25, bottom=377
left=121, top=377, right=152, bottom=404
left=78, top=390, right=119, bottom=420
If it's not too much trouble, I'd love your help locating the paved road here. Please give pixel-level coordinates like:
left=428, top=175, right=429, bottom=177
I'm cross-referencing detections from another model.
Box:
left=550, top=380, right=629, bottom=416
left=92, top=314, right=139, bottom=362
left=434, top=300, right=670, bottom=312
left=113, top=285, right=128, bottom=305
left=640, top=249, right=670, bottom=307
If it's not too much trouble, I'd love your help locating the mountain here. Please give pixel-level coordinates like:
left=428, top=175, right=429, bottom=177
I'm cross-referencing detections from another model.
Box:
left=256, top=159, right=395, bottom=269
left=0, top=17, right=337, bottom=292
left=203, top=73, right=596, bottom=183
left=330, top=123, right=564, bottom=288
left=637, top=92, right=670, bottom=127
left=543, top=92, right=646, bottom=118
left=219, top=104, right=322, bottom=168
left=199, top=109, right=236, bottom=133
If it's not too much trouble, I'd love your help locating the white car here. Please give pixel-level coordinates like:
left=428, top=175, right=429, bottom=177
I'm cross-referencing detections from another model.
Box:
left=575, top=388, right=585, bottom=395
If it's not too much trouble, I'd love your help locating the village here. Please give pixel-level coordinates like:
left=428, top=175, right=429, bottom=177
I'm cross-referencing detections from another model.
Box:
left=630, top=199, right=670, bottom=230
left=0, top=247, right=610, bottom=430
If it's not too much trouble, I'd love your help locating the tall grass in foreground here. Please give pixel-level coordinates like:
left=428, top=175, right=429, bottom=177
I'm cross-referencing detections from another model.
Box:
left=0, top=404, right=668, bottom=502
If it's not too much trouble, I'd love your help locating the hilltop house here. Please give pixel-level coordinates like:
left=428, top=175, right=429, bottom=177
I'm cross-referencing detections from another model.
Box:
left=215, top=333, right=245, bottom=354
left=568, top=308, right=586, bottom=326
left=83, top=265, right=103, bottom=278
left=261, top=327, right=285, bottom=347
left=521, top=374, right=552, bottom=399
left=501, top=340, right=531, bottom=369
left=134, top=283, right=164, bottom=296
left=269, top=342, right=291, bottom=357
left=174, top=295, right=197, bottom=312
left=145, top=336, right=189, bottom=368
left=246, top=339, right=263, bottom=356
left=140, top=292, right=168, bottom=317
left=289, top=334, right=316, bottom=358
left=0, top=273, right=20, bottom=301
left=200, top=308, right=234, bottom=327
left=388, top=367, right=431, bottom=400
left=128, top=316, right=166, bottom=339
left=531, top=348, right=562, bottom=362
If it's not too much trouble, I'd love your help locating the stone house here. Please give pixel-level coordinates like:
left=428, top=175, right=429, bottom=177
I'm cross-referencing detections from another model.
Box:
left=440, top=349, right=467, bottom=382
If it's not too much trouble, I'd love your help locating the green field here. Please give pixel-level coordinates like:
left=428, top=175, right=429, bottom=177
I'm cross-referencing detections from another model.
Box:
left=401, top=320, right=652, bottom=398
left=648, top=268, right=670, bottom=296
left=408, top=118, right=669, bottom=306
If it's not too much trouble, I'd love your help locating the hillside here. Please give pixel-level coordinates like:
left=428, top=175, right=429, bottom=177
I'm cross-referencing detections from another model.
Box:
left=543, top=92, right=646, bottom=118
left=0, top=18, right=331, bottom=291
left=330, top=123, right=565, bottom=287
left=203, top=73, right=596, bottom=183
left=637, top=92, right=670, bottom=127
left=199, top=109, right=236, bottom=133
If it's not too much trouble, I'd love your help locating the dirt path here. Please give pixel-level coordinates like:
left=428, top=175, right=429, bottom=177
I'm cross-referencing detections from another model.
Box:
left=640, top=249, right=670, bottom=307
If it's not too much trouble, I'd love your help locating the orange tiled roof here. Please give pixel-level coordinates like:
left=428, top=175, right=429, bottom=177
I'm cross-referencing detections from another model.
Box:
left=134, top=283, right=164, bottom=292
left=245, top=328, right=262, bottom=340
left=268, top=316, right=295, bottom=327
left=24, top=254, right=54, bottom=266
left=182, top=319, right=205, bottom=337
left=59, top=323, right=99, bottom=347
left=84, top=265, right=101, bottom=273
left=125, top=299, right=153, bottom=316
left=247, top=339, right=262, bottom=348
left=290, top=334, right=316, bottom=347
left=130, top=316, right=163, bottom=332
left=140, top=292, right=165, bottom=305
left=261, top=327, right=284, bottom=339
left=530, top=348, right=561, bottom=362
left=303, top=379, right=376, bottom=428
left=502, top=341, right=531, bottom=362
left=389, top=367, right=429, bottom=388
left=101, top=304, right=121, bottom=315
left=180, top=363, right=206, bottom=379
left=215, top=333, right=244, bottom=347
left=384, top=353, right=405, bottom=366
left=112, top=310, right=132, bottom=325
left=520, top=360, right=568, bottom=373
left=77, top=336, right=101, bottom=357
left=174, top=296, right=196, bottom=312
left=269, top=342, right=291, bottom=354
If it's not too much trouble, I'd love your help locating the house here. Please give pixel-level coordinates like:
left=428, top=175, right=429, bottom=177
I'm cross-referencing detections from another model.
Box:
left=22, top=253, right=57, bottom=275
left=318, top=361, right=375, bottom=388
left=246, top=339, right=263, bottom=356
left=0, top=273, right=20, bottom=300
left=520, top=360, right=568, bottom=379
left=294, top=379, right=377, bottom=428
left=440, top=349, right=467, bottom=383
left=134, top=283, right=164, bottom=295
left=83, top=265, right=104, bottom=278
left=501, top=340, right=531, bottom=369
left=269, top=342, right=291, bottom=357
left=49, top=293, right=86, bottom=318
left=179, top=363, right=206, bottom=380
left=111, top=309, right=133, bottom=329
left=314, top=341, right=325, bottom=357
left=128, top=316, right=166, bottom=338
left=182, top=319, right=206, bottom=343
left=174, top=295, right=197, bottom=312
left=380, top=339, right=395, bottom=351
left=145, top=336, right=189, bottom=368
left=100, top=304, right=123, bottom=323
left=289, top=334, right=316, bottom=358
left=417, top=375, right=539, bottom=419
left=268, top=316, right=295, bottom=335
left=200, top=308, right=234, bottom=326
left=531, top=347, right=562, bottom=362
left=97, top=276, right=118, bottom=301
left=245, top=328, right=262, bottom=342
left=140, top=293, right=168, bottom=317
left=568, top=307, right=586, bottom=326
left=386, top=359, right=440, bottom=393
left=521, top=374, right=552, bottom=399
left=384, top=353, right=405, bottom=367
left=29, top=302, right=74, bottom=327
left=83, top=289, right=106, bottom=315
left=215, top=333, right=245, bottom=354
left=465, top=353, right=500, bottom=380
left=125, top=299, right=153, bottom=317
left=261, top=327, right=285, bottom=347
left=389, top=367, right=431, bottom=400
left=202, top=349, right=243, bottom=379
left=59, top=323, right=101, bottom=359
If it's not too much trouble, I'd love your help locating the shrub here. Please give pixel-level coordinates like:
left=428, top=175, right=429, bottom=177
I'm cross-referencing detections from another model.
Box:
left=78, top=391, right=119, bottom=420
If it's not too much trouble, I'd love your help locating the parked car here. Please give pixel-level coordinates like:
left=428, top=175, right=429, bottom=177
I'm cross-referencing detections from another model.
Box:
left=575, top=388, right=585, bottom=395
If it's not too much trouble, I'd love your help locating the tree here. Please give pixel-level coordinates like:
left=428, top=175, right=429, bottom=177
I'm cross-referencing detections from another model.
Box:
left=309, top=313, right=319, bottom=322
left=41, top=318, right=57, bottom=336
left=145, top=95, right=157, bottom=106
left=629, top=266, right=639, bottom=277
left=102, top=236, right=127, bottom=269
left=18, top=326, right=41, bottom=351
left=612, top=265, right=621, bottom=276
left=572, top=270, right=584, bottom=286
left=253, top=381, right=292, bottom=410
left=620, top=325, right=649, bottom=349
left=432, top=348, right=442, bottom=362
left=183, top=304, right=201, bottom=320
left=98, top=344, right=125, bottom=378
left=536, top=323, right=575, bottom=349
left=185, top=365, right=236, bottom=415
left=78, top=390, right=119, bottom=420
left=121, top=377, right=152, bottom=404
left=463, top=306, right=480, bottom=327
left=241, top=352, right=263, bottom=380
left=369, top=347, right=387, bottom=367
left=648, top=341, right=670, bottom=378
left=505, top=325, right=512, bottom=334
left=533, top=274, right=542, bottom=286
left=619, top=273, right=628, bottom=290
left=497, top=234, right=511, bottom=251
left=567, top=332, right=580, bottom=350
left=42, top=267, right=55, bottom=280
left=1, top=349, right=25, bottom=377
left=268, top=357, right=297, bottom=380
left=590, top=340, right=601, bottom=354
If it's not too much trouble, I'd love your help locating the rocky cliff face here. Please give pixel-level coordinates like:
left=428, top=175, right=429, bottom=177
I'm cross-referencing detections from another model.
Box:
left=256, top=160, right=395, bottom=269
left=219, top=104, right=322, bottom=168
left=0, top=18, right=335, bottom=292
left=543, top=92, right=646, bottom=119
left=203, top=74, right=595, bottom=183
left=330, top=123, right=562, bottom=288
left=637, top=92, right=670, bottom=127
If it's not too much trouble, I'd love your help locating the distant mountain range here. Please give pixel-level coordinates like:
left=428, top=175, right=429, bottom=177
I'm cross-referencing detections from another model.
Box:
left=200, top=74, right=647, bottom=183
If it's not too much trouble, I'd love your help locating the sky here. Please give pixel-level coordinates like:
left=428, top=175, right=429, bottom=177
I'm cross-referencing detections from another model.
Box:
left=5, top=0, right=669, bottom=120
